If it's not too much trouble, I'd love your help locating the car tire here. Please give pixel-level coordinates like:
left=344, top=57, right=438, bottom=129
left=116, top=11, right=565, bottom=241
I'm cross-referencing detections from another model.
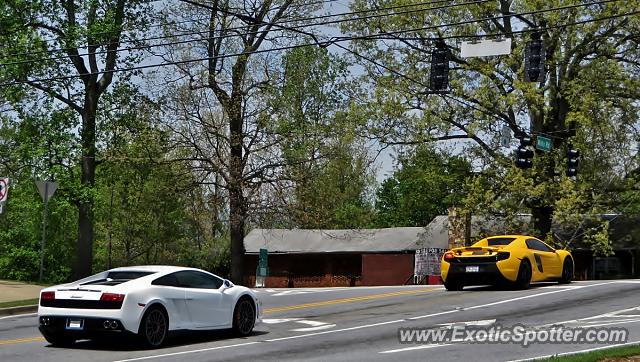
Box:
left=443, top=280, right=463, bottom=291
left=559, top=258, right=573, bottom=284
left=515, top=258, right=532, bottom=290
left=232, top=297, right=256, bottom=336
left=138, top=306, right=168, bottom=348
left=43, top=332, right=75, bottom=347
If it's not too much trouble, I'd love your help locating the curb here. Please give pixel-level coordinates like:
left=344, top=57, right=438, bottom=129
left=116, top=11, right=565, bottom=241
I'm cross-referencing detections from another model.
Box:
left=0, top=305, right=38, bottom=317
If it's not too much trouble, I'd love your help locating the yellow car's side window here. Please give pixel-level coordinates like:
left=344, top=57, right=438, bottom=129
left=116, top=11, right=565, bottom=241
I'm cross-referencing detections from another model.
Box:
left=525, top=238, right=555, bottom=253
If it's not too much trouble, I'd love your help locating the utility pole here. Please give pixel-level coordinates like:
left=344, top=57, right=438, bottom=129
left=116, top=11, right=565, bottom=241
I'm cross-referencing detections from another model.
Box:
left=108, top=188, right=113, bottom=269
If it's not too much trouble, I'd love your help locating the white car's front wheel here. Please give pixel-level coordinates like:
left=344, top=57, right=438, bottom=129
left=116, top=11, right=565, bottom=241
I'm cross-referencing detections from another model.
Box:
left=232, top=298, right=255, bottom=336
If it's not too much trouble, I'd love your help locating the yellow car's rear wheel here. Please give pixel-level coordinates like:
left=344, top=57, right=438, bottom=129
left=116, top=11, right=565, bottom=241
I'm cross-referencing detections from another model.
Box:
left=515, top=258, right=532, bottom=290
left=443, top=279, right=463, bottom=291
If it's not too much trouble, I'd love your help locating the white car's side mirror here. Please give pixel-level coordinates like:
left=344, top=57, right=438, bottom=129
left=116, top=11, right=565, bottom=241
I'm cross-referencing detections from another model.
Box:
left=222, top=279, right=233, bottom=290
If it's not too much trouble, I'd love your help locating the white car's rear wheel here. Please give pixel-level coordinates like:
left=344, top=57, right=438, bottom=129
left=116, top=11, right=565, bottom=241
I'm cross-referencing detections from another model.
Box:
left=232, top=298, right=255, bottom=336
left=139, top=306, right=168, bottom=348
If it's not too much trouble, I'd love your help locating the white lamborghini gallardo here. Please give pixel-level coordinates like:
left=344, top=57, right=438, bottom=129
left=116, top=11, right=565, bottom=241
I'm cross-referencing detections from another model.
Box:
left=38, top=266, right=262, bottom=348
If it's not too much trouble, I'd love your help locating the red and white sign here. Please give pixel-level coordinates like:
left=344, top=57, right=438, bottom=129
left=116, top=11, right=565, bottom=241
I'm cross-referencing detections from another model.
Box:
left=0, top=178, right=8, bottom=203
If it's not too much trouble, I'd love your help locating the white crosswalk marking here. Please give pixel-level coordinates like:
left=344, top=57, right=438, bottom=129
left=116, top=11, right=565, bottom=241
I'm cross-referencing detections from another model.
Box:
left=262, top=318, right=336, bottom=332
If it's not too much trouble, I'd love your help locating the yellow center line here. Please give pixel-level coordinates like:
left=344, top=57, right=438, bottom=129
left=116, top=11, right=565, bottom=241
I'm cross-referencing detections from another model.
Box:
left=264, top=288, right=438, bottom=314
left=0, top=336, right=45, bottom=345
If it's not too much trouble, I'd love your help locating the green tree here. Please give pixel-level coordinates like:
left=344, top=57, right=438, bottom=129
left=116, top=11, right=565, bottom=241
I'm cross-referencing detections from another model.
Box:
left=345, top=0, right=640, bottom=251
left=92, top=84, right=231, bottom=275
left=0, top=108, right=77, bottom=282
left=0, top=0, right=152, bottom=278
left=376, top=146, right=471, bottom=227
left=266, top=46, right=375, bottom=229
left=159, top=0, right=326, bottom=283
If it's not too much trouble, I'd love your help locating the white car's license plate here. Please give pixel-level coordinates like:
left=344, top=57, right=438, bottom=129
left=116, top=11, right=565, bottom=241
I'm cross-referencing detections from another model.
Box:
left=465, top=266, right=480, bottom=273
left=66, top=318, right=84, bottom=330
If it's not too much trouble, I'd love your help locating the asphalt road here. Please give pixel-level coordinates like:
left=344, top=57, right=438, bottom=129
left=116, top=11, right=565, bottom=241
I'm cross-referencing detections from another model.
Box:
left=1, top=281, right=640, bottom=361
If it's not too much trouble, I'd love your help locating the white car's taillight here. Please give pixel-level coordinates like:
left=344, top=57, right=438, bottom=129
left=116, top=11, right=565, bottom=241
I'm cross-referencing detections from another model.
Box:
left=100, top=293, right=125, bottom=302
left=41, top=291, right=55, bottom=300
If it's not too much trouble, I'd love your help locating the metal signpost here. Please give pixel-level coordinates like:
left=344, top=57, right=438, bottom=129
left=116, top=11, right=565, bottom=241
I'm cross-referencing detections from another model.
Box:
left=255, top=248, right=269, bottom=287
left=36, top=180, right=57, bottom=282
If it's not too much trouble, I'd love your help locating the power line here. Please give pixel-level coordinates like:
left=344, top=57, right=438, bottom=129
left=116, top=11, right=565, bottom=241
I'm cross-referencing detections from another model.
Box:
left=1, top=0, right=622, bottom=75
left=388, top=9, right=640, bottom=42
left=0, top=2, right=631, bottom=87
left=0, top=0, right=461, bottom=61
left=1, top=0, right=474, bottom=67
left=28, top=0, right=345, bottom=46
left=330, top=0, right=621, bottom=43
left=3, top=8, right=632, bottom=88
left=5, top=0, right=616, bottom=66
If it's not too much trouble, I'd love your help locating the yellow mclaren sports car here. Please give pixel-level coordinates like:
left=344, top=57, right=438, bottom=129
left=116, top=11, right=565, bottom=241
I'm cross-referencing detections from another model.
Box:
left=440, top=235, right=573, bottom=291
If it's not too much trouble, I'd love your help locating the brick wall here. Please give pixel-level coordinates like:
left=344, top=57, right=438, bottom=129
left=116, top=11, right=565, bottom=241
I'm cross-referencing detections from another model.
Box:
left=361, top=253, right=414, bottom=286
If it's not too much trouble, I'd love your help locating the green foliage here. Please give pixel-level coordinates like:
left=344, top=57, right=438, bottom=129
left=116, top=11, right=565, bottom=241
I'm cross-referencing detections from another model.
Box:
left=0, top=108, right=77, bottom=283
left=267, top=46, right=376, bottom=229
left=1, top=0, right=638, bottom=283
left=0, top=84, right=232, bottom=282
left=376, top=146, right=471, bottom=227
left=542, top=343, right=640, bottom=362
left=344, top=0, right=640, bottom=251
left=0, top=178, right=76, bottom=283
left=92, top=84, right=231, bottom=275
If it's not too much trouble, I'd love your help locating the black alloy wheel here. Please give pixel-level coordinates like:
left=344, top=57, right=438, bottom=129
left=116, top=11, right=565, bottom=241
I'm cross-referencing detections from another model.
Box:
left=559, top=258, right=574, bottom=284
left=515, top=258, right=532, bottom=290
left=140, top=307, right=168, bottom=348
left=443, top=280, right=463, bottom=291
left=233, top=298, right=256, bottom=336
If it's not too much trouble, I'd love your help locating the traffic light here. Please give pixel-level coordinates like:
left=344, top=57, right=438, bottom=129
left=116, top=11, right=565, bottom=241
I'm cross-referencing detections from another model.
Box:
left=430, top=41, right=450, bottom=92
left=567, top=148, right=580, bottom=177
left=515, top=136, right=534, bottom=169
left=524, top=34, right=545, bottom=83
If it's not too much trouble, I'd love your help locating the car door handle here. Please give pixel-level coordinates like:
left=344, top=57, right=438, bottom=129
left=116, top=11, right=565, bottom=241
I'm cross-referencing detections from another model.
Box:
left=186, top=298, right=194, bottom=300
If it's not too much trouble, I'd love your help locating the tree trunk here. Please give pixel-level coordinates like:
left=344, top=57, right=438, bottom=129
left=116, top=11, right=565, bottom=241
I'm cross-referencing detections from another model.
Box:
left=75, top=92, right=98, bottom=279
left=229, top=192, right=245, bottom=284
left=228, top=89, right=245, bottom=284
left=228, top=117, right=245, bottom=284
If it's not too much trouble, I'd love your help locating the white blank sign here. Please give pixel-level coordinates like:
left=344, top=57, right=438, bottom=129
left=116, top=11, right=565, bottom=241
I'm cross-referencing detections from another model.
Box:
left=461, top=38, right=512, bottom=58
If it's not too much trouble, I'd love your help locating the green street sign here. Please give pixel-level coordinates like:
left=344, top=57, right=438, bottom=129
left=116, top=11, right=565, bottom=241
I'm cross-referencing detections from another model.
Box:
left=257, top=248, right=269, bottom=277
left=259, top=248, right=268, bottom=266
left=536, top=135, right=552, bottom=152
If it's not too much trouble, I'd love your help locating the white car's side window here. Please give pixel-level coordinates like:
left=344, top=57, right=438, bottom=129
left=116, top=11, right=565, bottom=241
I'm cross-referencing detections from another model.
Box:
left=152, top=273, right=180, bottom=287
left=175, top=271, right=223, bottom=289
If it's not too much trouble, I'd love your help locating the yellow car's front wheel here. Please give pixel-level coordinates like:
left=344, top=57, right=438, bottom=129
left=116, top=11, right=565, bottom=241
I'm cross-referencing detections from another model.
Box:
left=559, top=258, right=573, bottom=284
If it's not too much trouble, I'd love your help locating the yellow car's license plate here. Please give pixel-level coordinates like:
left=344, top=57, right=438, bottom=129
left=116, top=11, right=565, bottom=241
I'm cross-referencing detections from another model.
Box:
left=465, top=266, right=480, bottom=273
